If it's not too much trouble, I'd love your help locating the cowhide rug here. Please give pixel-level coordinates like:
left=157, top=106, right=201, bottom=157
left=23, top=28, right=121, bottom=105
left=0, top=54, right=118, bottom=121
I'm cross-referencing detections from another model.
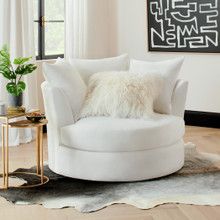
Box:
left=1, top=143, right=220, bottom=213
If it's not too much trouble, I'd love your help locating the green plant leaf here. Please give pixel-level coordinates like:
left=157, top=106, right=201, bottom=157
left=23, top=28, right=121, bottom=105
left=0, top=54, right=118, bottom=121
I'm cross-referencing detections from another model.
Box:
left=0, top=63, right=9, bottom=72
left=0, top=50, right=9, bottom=59
left=0, top=45, right=36, bottom=83
left=6, top=81, right=26, bottom=96
left=15, top=64, right=37, bottom=75
left=13, top=57, right=32, bottom=65
left=6, top=82, right=17, bottom=95
left=0, top=45, right=11, bottom=66
left=0, top=64, right=16, bottom=79
left=17, top=81, right=26, bottom=91
left=0, top=45, right=14, bottom=80
left=2, top=71, right=12, bottom=80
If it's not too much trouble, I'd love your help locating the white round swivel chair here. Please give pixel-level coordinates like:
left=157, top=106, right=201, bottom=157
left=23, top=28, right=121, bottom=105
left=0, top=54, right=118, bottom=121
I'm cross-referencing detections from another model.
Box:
left=41, top=78, right=188, bottom=182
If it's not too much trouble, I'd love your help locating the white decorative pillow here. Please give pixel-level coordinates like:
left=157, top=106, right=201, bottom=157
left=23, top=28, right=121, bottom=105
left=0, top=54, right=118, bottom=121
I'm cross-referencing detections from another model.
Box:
left=43, top=61, right=87, bottom=120
left=80, top=71, right=163, bottom=119
left=69, top=54, right=129, bottom=84
left=129, top=57, right=184, bottom=114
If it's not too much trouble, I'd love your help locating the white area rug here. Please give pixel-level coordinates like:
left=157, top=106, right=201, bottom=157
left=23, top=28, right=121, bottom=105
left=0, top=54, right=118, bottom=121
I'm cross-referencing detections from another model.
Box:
left=1, top=142, right=220, bottom=213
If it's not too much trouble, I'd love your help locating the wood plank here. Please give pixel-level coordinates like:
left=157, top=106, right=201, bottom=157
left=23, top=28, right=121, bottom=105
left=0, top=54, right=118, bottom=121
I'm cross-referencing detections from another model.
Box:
left=196, top=205, right=220, bottom=220
left=178, top=204, right=208, bottom=220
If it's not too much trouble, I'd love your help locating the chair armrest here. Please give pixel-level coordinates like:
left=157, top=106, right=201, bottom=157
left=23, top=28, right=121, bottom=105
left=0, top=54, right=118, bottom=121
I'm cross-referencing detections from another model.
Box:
left=171, top=79, right=188, bottom=118
left=41, top=81, right=75, bottom=165
left=41, top=81, right=75, bottom=128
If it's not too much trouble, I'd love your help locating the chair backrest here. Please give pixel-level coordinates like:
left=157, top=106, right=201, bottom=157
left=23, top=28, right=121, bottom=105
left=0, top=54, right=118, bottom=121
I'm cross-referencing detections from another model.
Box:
left=68, top=54, right=130, bottom=84
left=171, top=79, right=188, bottom=118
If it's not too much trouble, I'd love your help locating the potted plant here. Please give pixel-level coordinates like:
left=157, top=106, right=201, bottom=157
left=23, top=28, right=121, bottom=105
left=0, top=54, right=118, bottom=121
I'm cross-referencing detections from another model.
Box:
left=0, top=45, right=37, bottom=113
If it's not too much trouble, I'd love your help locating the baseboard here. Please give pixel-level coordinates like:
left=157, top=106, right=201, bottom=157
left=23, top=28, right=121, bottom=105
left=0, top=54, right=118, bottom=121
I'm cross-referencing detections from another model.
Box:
left=184, top=110, right=220, bottom=128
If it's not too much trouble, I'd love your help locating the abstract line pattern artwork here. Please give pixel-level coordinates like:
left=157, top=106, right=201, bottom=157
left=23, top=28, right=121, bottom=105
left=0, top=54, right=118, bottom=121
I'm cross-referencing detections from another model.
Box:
left=147, top=0, right=220, bottom=52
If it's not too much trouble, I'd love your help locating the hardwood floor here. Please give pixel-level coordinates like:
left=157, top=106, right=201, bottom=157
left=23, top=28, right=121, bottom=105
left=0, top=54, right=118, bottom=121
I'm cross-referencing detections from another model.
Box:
left=0, top=126, right=220, bottom=220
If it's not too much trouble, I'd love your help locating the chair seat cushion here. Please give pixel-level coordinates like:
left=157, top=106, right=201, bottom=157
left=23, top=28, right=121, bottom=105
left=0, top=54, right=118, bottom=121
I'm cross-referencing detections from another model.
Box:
left=60, top=114, right=185, bottom=152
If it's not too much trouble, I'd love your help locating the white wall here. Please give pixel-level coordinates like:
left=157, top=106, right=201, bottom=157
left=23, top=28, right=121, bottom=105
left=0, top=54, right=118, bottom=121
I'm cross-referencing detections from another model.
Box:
left=113, top=0, right=220, bottom=113
left=37, top=0, right=220, bottom=113
left=83, top=0, right=111, bottom=58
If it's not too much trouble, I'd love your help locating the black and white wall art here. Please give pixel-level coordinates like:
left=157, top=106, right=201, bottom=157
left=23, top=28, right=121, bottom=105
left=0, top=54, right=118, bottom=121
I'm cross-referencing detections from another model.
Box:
left=147, top=0, right=220, bottom=52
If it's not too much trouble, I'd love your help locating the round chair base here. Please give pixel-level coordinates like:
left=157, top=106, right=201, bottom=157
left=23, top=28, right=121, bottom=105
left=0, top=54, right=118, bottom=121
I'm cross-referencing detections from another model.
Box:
left=50, top=140, right=185, bottom=182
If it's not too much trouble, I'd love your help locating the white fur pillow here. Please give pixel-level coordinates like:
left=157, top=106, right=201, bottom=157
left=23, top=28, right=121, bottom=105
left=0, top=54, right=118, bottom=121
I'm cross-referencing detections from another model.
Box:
left=80, top=71, right=163, bottom=119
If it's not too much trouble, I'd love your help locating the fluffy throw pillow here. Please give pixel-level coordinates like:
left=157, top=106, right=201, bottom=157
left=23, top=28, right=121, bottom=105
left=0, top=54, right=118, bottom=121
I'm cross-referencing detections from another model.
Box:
left=129, top=57, right=184, bottom=114
left=80, top=71, right=163, bottom=119
left=69, top=54, right=129, bottom=84
left=43, top=61, right=87, bottom=121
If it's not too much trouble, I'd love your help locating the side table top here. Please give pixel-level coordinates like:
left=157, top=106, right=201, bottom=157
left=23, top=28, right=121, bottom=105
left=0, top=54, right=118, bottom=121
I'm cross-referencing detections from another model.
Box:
left=5, top=119, right=48, bottom=128
left=0, top=110, right=40, bottom=120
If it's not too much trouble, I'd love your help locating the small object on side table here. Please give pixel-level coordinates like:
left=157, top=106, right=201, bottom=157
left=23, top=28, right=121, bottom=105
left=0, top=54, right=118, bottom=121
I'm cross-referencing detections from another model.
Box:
left=26, top=112, right=45, bottom=123
left=0, top=102, right=6, bottom=115
left=7, top=106, right=26, bottom=114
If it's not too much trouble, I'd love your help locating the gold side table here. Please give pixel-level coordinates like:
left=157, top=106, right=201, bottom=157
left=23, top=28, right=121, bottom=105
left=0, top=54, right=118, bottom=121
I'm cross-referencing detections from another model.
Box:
left=0, top=112, right=49, bottom=189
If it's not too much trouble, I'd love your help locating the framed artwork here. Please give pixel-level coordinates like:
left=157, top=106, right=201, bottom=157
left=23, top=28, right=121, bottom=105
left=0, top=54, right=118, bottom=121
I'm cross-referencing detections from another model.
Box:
left=147, top=0, right=220, bottom=52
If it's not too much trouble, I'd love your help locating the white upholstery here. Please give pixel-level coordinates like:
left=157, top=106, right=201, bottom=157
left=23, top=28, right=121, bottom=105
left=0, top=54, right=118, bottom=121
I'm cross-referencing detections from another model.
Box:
left=130, top=57, right=184, bottom=114
left=60, top=115, right=184, bottom=152
left=80, top=71, right=162, bottom=119
left=69, top=54, right=129, bottom=84
left=51, top=140, right=184, bottom=182
left=171, top=79, right=188, bottom=117
left=43, top=61, right=87, bottom=121
left=41, top=59, right=188, bottom=181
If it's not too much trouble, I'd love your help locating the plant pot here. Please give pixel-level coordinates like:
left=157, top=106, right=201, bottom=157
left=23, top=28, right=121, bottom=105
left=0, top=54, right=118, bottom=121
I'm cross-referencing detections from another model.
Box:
left=7, top=93, right=25, bottom=114
left=8, top=93, right=23, bottom=107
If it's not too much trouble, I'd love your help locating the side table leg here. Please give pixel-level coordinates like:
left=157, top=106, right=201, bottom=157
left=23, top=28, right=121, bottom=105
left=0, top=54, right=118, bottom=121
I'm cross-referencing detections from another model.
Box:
left=36, top=127, right=40, bottom=174
left=1, top=125, right=5, bottom=188
left=5, top=124, right=9, bottom=189
left=40, top=126, right=44, bottom=183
